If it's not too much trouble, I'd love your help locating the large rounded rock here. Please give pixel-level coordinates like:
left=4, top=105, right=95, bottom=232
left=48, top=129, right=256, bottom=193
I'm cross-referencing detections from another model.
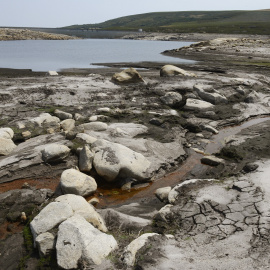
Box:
left=112, top=68, right=144, bottom=84
left=60, top=119, right=75, bottom=132
left=60, top=169, right=97, bottom=196
left=56, top=215, right=117, bottom=269
left=41, top=144, right=70, bottom=163
left=0, top=128, right=14, bottom=139
left=0, top=138, right=17, bottom=156
left=160, top=65, right=196, bottom=77
left=160, top=92, right=183, bottom=108
left=30, top=201, right=73, bottom=239
left=55, top=194, right=107, bottom=232
left=92, top=139, right=151, bottom=182
left=54, top=109, right=72, bottom=120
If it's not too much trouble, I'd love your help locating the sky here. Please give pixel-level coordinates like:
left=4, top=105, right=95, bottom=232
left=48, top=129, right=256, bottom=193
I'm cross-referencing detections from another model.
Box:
left=0, top=0, right=269, bottom=28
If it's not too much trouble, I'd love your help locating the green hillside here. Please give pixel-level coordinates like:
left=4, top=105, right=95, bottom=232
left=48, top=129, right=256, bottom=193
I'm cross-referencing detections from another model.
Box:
left=64, top=10, right=270, bottom=34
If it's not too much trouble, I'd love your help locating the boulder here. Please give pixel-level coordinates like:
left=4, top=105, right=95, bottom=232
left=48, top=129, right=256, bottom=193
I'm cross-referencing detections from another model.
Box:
left=184, top=98, right=215, bottom=111
left=122, top=233, right=158, bottom=266
left=47, top=71, right=58, bottom=76
left=56, top=215, right=118, bottom=269
left=160, top=92, right=183, bottom=108
left=75, top=133, right=97, bottom=145
left=0, top=138, right=17, bottom=156
left=0, top=128, right=14, bottom=139
left=112, top=68, right=144, bottom=84
left=35, top=232, right=55, bottom=257
left=55, top=194, right=107, bottom=232
left=60, top=169, right=97, bottom=197
left=54, top=109, right=72, bottom=120
left=155, top=187, right=172, bottom=202
left=82, top=122, right=108, bottom=131
left=92, top=139, right=151, bottom=182
left=79, top=146, right=94, bottom=172
left=60, top=119, right=75, bottom=132
left=41, top=144, right=70, bottom=163
left=160, top=65, right=196, bottom=77
left=30, top=113, right=60, bottom=128
left=201, top=155, right=225, bottom=166
left=194, top=85, right=227, bottom=105
left=30, top=201, right=73, bottom=239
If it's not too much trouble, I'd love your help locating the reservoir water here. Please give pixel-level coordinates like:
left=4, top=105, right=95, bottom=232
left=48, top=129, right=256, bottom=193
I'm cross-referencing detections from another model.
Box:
left=0, top=39, right=194, bottom=71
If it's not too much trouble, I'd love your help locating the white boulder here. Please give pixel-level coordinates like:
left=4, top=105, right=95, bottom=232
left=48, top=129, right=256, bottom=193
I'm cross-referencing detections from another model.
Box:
left=30, top=113, right=60, bottom=127
left=55, top=194, right=107, bottom=232
left=56, top=215, right=118, bottom=269
left=0, top=128, right=14, bottom=139
left=155, top=187, right=172, bottom=202
left=92, top=139, right=151, bottom=182
left=112, top=68, right=145, bottom=84
left=41, top=144, right=70, bottom=163
left=30, top=201, right=73, bottom=239
left=60, top=119, right=75, bottom=132
left=0, top=138, right=17, bottom=156
left=60, top=169, right=97, bottom=196
left=160, top=65, right=196, bottom=77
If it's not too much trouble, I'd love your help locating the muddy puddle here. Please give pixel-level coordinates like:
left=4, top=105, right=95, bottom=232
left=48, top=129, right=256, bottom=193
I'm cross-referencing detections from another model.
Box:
left=1, top=116, right=270, bottom=208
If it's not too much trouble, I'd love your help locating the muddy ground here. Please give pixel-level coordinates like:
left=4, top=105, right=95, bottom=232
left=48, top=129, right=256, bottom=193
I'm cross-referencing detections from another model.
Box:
left=0, top=34, right=270, bottom=269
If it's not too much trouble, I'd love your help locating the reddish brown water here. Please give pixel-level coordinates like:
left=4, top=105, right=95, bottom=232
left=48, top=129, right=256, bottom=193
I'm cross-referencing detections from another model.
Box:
left=1, top=116, right=270, bottom=208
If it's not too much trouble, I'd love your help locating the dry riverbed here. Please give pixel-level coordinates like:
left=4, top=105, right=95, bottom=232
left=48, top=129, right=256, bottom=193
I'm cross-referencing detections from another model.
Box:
left=0, top=34, right=270, bottom=269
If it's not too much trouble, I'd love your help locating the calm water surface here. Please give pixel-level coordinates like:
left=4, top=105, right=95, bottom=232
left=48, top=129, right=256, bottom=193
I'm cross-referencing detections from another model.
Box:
left=0, top=39, right=194, bottom=71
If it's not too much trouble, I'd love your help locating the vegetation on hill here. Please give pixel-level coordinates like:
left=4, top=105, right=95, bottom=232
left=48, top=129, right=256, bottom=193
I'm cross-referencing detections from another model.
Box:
left=63, top=10, right=270, bottom=35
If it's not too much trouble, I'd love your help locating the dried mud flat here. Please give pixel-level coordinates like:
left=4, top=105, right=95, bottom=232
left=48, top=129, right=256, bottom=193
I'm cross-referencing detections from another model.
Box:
left=0, top=34, right=270, bottom=269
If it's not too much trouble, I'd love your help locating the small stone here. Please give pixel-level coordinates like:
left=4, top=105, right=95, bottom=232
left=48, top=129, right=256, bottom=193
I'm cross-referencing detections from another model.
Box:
left=36, top=232, right=55, bottom=257
left=201, top=155, right=225, bottom=166
left=22, top=130, right=31, bottom=139
left=243, top=163, right=259, bottom=173
left=149, top=118, right=163, bottom=126
left=88, top=198, right=100, bottom=206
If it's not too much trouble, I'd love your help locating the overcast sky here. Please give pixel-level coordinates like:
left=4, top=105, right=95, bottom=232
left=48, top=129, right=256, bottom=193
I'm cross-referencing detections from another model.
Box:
left=1, top=0, right=269, bottom=28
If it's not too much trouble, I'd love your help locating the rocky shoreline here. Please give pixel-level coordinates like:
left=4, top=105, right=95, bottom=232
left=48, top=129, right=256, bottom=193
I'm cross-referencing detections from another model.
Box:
left=0, top=35, right=270, bottom=269
left=0, top=28, right=78, bottom=41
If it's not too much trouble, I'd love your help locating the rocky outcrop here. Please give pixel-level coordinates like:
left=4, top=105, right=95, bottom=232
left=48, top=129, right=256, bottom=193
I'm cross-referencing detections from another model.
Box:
left=194, top=84, right=227, bottom=105
left=160, top=65, right=196, bottom=77
left=112, top=68, right=145, bottom=84
left=60, top=168, right=97, bottom=196
left=0, top=28, right=78, bottom=41
left=56, top=215, right=117, bottom=269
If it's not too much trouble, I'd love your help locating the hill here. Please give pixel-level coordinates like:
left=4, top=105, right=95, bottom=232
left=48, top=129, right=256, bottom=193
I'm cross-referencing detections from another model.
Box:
left=64, top=10, right=270, bottom=35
